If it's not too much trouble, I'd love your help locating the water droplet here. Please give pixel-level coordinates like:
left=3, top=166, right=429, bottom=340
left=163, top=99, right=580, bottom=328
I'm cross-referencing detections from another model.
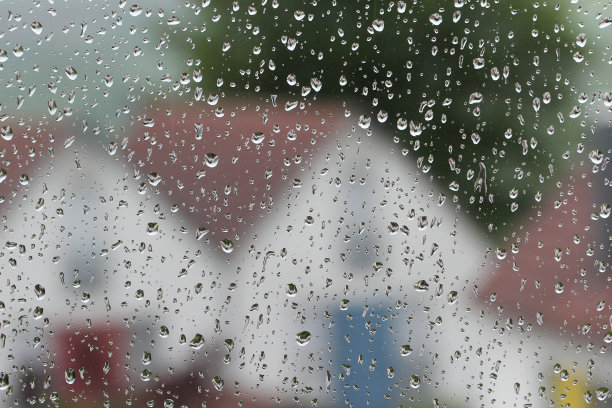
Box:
left=252, top=131, right=266, bottom=144
left=34, top=284, right=46, bottom=300
left=286, top=283, right=298, bottom=297
left=294, top=10, right=305, bottom=21
left=129, top=5, right=143, bottom=16
left=65, top=368, right=76, bottom=384
left=285, top=100, right=298, bottom=111
left=589, top=150, right=604, bottom=164
left=1, top=126, right=13, bottom=141
left=65, top=66, right=78, bottom=80
left=30, top=21, right=43, bottom=35
left=400, top=345, right=413, bottom=356
left=429, top=13, right=443, bottom=25
left=468, top=92, right=483, bottom=104
left=372, top=19, right=385, bottom=32
left=0, top=372, right=8, bottom=390
left=310, top=77, right=322, bottom=92
left=414, top=280, right=429, bottom=291
left=142, top=351, right=152, bottom=365
left=220, top=238, right=234, bottom=253
left=204, top=153, right=219, bottom=168
left=148, top=172, right=162, bottom=186
left=409, top=121, right=422, bottom=136
left=582, top=323, right=591, bottom=335
left=212, top=376, right=224, bottom=391
left=19, top=174, right=29, bottom=186
left=196, top=227, right=208, bottom=240
left=377, top=110, right=388, bottom=123
left=147, top=222, right=159, bottom=235
left=576, top=33, right=587, bottom=47
left=159, top=326, right=169, bottom=338
left=358, top=114, right=371, bottom=129
left=596, top=387, right=609, bottom=401
left=296, top=331, right=311, bottom=346
left=472, top=58, right=485, bottom=69
left=167, top=16, right=181, bottom=26
left=189, top=333, right=205, bottom=349
left=140, top=369, right=152, bottom=381
left=409, top=375, right=421, bottom=388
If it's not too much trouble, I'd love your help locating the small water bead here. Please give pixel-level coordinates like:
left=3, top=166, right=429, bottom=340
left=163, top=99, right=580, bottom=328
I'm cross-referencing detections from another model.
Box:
left=358, top=115, right=371, bottom=129
left=142, top=351, right=152, bottom=365
left=65, top=369, right=76, bottom=385
left=204, top=153, right=219, bottom=168
left=429, top=13, right=443, bottom=26
left=596, top=387, right=609, bottom=401
left=296, top=331, right=311, bottom=346
left=372, top=19, right=385, bottom=32
left=589, top=150, right=604, bottom=164
left=286, top=284, right=298, bottom=297
left=30, top=21, right=43, bottom=35
left=473, top=58, right=485, bottom=69
left=414, top=280, right=429, bottom=291
left=397, top=117, right=408, bottom=131
left=220, top=239, right=234, bottom=253
left=310, top=78, right=322, bottom=92
left=189, top=333, right=205, bottom=350
left=377, top=110, right=388, bottom=123
left=251, top=131, right=266, bottom=144
left=196, top=227, right=208, bottom=240
left=65, top=66, right=78, bottom=80
left=293, top=10, right=305, bottom=21
left=159, top=326, right=169, bottom=338
left=400, top=345, right=413, bottom=356
left=582, top=323, right=591, bottom=335
left=1, top=125, right=13, bottom=141
left=212, top=376, right=224, bottom=391
left=34, top=284, right=46, bottom=300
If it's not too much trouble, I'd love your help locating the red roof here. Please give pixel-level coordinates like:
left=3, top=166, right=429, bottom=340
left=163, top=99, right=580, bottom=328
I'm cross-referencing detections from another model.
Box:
left=481, top=170, right=611, bottom=340
left=125, top=101, right=341, bottom=241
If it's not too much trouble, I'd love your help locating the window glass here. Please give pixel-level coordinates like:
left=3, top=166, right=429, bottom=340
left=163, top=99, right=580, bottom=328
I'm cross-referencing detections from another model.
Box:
left=0, top=1, right=609, bottom=407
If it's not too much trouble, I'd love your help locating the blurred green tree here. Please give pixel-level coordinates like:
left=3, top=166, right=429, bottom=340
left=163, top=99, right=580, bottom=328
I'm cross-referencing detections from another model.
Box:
left=175, top=0, right=586, bottom=234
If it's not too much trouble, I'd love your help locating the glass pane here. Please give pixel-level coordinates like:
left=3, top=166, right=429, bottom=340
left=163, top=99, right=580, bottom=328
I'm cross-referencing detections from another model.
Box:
left=0, top=1, right=609, bottom=407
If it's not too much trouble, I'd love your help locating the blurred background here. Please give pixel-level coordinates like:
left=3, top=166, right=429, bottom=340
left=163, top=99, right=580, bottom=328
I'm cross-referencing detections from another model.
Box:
left=0, top=0, right=609, bottom=407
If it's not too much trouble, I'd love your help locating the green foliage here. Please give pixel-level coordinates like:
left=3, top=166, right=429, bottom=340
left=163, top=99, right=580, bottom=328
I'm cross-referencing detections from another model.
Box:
left=176, top=0, right=584, bottom=233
